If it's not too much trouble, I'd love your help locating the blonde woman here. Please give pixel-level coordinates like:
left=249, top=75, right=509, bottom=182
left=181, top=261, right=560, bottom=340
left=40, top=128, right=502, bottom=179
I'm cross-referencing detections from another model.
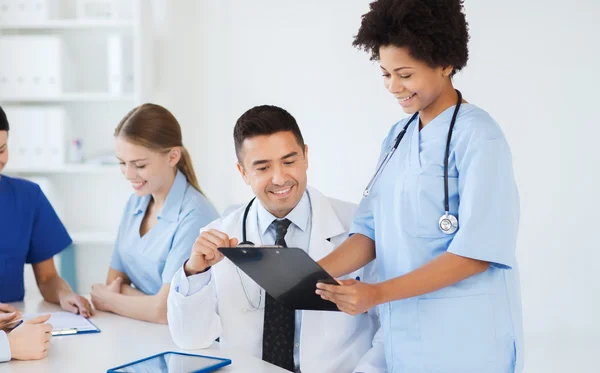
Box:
left=91, top=104, right=218, bottom=324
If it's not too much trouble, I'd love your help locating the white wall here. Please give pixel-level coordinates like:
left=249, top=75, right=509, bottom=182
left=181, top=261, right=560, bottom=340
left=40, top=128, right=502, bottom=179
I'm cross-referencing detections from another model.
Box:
left=150, top=0, right=233, bottom=210
left=149, top=0, right=600, bottom=364
left=460, top=0, right=600, bottom=339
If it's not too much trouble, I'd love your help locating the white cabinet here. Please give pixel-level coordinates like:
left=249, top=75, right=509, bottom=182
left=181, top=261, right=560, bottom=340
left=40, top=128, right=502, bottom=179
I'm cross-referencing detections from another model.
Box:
left=0, top=0, right=153, bottom=290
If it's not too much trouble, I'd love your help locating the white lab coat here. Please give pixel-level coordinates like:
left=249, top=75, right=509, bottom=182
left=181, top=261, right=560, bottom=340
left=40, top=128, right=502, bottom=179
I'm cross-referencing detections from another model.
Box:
left=168, top=187, right=385, bottom=373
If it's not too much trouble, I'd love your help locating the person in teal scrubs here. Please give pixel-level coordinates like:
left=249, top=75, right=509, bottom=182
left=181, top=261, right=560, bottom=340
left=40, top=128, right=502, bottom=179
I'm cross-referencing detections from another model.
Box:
left=90, top=104, right=218, bottom=324
left=317, top=1, right=523, bottom=372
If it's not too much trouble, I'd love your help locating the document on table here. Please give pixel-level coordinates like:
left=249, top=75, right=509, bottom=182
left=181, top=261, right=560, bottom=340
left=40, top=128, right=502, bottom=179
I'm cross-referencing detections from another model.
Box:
left=23, top=312, right=100, bottom=336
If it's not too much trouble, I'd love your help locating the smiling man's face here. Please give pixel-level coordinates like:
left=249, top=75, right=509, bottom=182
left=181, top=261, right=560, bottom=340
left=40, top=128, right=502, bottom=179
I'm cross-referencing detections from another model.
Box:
left=237, top=130, right=309, bottom=218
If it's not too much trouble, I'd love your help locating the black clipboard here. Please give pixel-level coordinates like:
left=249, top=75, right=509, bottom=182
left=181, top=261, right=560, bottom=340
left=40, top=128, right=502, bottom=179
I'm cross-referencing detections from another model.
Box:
left=218, top=246, right=340, bottom=311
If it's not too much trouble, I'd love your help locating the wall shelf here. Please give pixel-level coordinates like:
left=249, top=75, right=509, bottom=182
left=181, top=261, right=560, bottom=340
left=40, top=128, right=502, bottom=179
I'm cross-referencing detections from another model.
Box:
left=0, top=93, right=136, bottom=103
left=0, top=20, right=135, bottom=30
left=71, top=231, right=116, bottom=245
left=5, top=164, right=119, bottom=175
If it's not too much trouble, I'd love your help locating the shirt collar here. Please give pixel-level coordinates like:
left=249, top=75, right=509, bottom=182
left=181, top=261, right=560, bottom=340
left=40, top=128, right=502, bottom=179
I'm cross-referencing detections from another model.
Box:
left=131, top=169, right=188, bottom=223
left=257, top=190, right=311, bottom=235
left=417, top=102, right=467, bottom=136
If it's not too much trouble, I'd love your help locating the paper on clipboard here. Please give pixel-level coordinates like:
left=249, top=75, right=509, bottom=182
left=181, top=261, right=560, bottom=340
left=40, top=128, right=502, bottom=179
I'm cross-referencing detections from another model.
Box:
left=23, top=312, right=100, bottom=335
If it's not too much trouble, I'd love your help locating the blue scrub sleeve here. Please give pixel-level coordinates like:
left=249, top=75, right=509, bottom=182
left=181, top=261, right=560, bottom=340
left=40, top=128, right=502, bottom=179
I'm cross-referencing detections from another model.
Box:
left=447, top=137, right=520, bottom=269
left=109, top=245, right=125, bottom=273
left=350, top=197, right=376, bottom=241
left=109, top=195, right=134, bottom=273
left=161, top=210, right=215, bottom=284
left=350, top=128, right=397, bottom=241
left=27, top=187, right=72, bottom=264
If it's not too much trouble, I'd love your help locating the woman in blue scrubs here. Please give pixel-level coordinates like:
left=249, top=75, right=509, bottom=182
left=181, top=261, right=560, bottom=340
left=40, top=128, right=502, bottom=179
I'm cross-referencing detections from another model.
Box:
left=0, top=106, right=92, bottom=317
left=317, top=1, right=523, bottom=372
left=90, top=103, right=219, bottom=324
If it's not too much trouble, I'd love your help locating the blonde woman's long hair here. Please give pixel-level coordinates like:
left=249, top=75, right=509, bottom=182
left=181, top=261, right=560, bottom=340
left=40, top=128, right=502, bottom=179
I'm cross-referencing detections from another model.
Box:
left=114, top=103, right=204, bottom=195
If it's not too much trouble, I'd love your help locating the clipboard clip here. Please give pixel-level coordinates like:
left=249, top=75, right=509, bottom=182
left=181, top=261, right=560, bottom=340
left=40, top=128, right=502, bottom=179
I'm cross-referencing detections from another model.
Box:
left=52, top=328, right=78, bottom=336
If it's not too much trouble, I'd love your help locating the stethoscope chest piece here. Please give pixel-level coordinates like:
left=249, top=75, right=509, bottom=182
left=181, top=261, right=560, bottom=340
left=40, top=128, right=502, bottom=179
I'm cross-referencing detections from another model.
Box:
left=438, top=212, right=458, bottom=235
left=364, top=89, right=464, bottom=235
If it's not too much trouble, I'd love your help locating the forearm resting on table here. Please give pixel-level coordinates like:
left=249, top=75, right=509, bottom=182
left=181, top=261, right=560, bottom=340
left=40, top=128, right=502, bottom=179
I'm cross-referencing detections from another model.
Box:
left=105, top=269, right=144, bottom=296
left=318, top=234, right=376, bottom=278
left=32, top=258, right=73, bottom=304
left=37, top=273, right=72, bottom=304
left=376, top=252, right=490, bottom=304
left=107, top=285, right=169, bottom=324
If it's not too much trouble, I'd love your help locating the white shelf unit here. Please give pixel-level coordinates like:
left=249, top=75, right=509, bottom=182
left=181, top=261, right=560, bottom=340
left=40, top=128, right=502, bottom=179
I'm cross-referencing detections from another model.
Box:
left=71, top=231, right=116, bottom=245
left=0, top=20, right=135, bottom=29
left=0, top=0, right=152, bottom=249
left=4, top=163, right=119, bottom=174
left=0, top=93, right=135, bottom=102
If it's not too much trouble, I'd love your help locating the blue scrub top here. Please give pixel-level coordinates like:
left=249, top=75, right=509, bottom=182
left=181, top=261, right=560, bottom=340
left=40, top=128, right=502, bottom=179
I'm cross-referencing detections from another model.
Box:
left=110, top=170, right=219, bottom=295
left=352, top=104, right=524, bottom=373
left=0, top=175, right=72, bottom=303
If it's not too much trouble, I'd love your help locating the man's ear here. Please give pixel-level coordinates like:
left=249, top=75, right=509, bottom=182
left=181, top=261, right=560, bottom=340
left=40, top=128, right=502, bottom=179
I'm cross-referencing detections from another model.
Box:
left=303, top=144, right=309, bottom=171
left=236, top=162, right=251, bottom=185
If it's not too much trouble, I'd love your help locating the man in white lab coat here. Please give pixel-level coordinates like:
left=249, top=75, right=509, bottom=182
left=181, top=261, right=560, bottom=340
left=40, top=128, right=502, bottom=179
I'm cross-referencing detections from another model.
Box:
left=167, top=105, right=385, bottom=373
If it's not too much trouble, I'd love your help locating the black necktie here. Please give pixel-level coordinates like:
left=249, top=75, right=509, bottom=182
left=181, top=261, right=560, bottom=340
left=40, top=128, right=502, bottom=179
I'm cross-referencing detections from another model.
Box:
left=273, top=218, right=292, bottom=247
left=262, top=218, right=295, bottom=371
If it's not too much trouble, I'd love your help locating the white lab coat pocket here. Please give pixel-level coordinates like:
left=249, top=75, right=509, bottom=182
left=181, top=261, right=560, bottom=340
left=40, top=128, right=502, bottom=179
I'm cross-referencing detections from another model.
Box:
left=301, top=310, right=375, bottom=373
left=417, top=295, right=497, bottom=372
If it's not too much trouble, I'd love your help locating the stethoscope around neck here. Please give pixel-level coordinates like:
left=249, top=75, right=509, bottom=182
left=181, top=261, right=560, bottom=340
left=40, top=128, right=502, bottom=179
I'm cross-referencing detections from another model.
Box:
left=237, top=197, right=264, bottom=312
left=239, top=197, right=257, bottom=246
left=363, top=90, right=463, bottom=235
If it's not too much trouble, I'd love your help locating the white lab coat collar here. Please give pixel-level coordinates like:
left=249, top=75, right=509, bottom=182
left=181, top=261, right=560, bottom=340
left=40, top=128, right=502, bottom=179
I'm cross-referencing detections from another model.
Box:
left=242, top=186, right=344, bottom=260
left=257, top=190, right=311, bottom=235
left=306, top=186, right=345, bottom=261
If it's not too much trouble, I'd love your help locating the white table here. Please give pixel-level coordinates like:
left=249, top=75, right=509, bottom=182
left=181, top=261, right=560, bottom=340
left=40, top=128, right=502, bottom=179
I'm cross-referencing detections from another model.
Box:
left=1, top=299, right=287, bottom=373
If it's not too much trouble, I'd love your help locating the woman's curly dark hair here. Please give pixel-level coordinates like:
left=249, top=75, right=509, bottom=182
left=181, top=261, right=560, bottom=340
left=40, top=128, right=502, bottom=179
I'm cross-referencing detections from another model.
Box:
left=353, top=0, right=470, bottom=76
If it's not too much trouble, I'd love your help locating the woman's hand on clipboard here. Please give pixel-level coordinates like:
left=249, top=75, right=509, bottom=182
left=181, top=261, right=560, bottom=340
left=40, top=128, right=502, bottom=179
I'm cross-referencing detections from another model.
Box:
left=184, top=230, right=239, bottom=276
left=0, top=303, right=22, bottom=332
left=316, top=278, right=381, bottom=316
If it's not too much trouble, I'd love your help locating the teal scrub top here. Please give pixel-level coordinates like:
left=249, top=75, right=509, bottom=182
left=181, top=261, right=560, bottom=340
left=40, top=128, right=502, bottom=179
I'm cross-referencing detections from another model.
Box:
left=351, top=104, right=523, bottom=373
left=110, top=170, right=219, bottom=295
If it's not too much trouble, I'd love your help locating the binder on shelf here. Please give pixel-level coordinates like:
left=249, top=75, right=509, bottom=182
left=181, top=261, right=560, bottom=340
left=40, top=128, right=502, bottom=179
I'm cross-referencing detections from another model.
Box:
left=76, top=0, right=114, bottom=20
left=0, top=35, right=63, bottom=97
left=0, top=36, right=19, bottom=96
left=2, top=106, right=66, bottom=169
left=106, top=34, right=123, bottom=94
left=75, top=0, right=133, bottom=21
left=2, top=106, right=30, bottom=168
left=45, top=108, right=66, bottom=167
left=0, top=0, right=58, bottom=24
